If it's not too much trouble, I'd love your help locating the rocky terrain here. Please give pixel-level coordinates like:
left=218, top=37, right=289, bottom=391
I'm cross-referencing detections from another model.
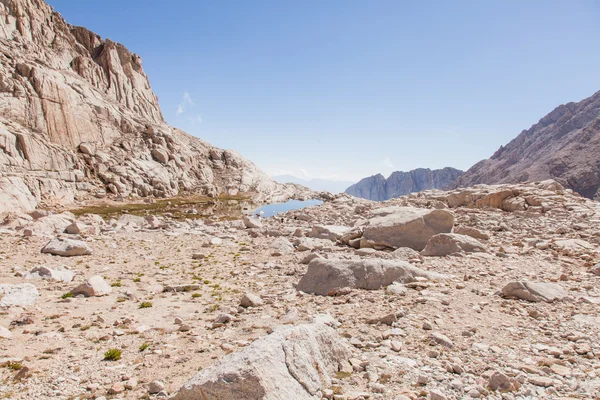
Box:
left=0, top=179, right=599, bottom=400
left=346, top=168, right=463, bottom=201
left=0, top=0, right=303, bottom=215
left=453, top=90, right=600, bottom=200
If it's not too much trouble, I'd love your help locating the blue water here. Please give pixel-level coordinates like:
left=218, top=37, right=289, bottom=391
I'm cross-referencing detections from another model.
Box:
left=251, top=199, right=323, bottom=218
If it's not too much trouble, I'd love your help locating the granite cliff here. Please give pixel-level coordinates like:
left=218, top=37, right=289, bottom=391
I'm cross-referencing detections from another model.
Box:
left=0, top=0, right=301, bottom=214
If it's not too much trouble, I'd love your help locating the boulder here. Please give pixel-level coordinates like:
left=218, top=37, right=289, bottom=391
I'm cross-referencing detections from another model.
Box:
left=243, top=216, right=263, bottom=229
left=171, top=323, right=350, bottom=400
left=361, top=207, right=454, bottom=251
left=421, top=233, right=486, bottom=256
left=297, top=259, right=446, bottom=296
left=501, top=281, right=567, bottom=303
left=308, top=225, right=351, bottom=242
left=240, top=293, right=264, bottom=308
left=41, top=237, right=92, bottom=257
left=269, top=238, right=294, bottom=255
left=28, top=266, right=75, bottom=283
left=0, top=283, right=39, bottom=307
left=0, top=177, right=38, bottom=214
left=70, top=275, right=112, bottom=297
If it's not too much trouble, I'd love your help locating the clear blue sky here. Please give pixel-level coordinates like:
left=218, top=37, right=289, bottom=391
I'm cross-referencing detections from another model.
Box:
left=47, top=0, right=600, bottom=182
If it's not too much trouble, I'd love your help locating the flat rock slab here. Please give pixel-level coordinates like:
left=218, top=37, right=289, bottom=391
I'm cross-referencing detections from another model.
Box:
left=297, top=258, right=446, bottom=296
left=361, top=207, right=454, bottom=251
left=421, top=233, right=486, bottom=256
left=502, top=281, right=567, bottom=303
left=0, top=283, right=39, bottom=307
left=41, top=237, right=92, bottom=257
left=171, top=323, right=350, bottom=400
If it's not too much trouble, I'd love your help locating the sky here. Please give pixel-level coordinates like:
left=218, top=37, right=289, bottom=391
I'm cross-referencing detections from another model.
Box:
left=47, top=0, right=600, bottom=182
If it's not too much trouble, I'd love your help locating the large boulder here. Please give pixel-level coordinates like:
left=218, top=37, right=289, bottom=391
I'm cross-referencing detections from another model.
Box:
left=171, top=323, right=350, bottom=400
left=0, top=284, right=39, bottom=307
left=297, top=258, right=446, bottom=296
left=41, top=237, right=92, bottom=257
left=70, top=275, right=112, bottom=297
left=421, top=233, right=487, bottom=256
left=360, top=207, right=454, bottom=251
left=501, top=281, right=567, bottom=303
left=0, top=177, right=38, bottom=215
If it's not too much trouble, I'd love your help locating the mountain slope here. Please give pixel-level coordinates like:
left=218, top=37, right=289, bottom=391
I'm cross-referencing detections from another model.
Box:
left=453, top=90, right=600, bottom=199
left=345, top=167, right=463, bottom=201
left=0, top=0, right=300, bottom=213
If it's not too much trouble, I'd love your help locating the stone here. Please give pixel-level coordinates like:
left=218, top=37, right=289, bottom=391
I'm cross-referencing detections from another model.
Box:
left=385, top=282, right=408, bottom=296
left=0, top=177, right=38, bottom=214
left=269, top=237, right=294, bottom=255
left=0, top=284, right=39, bottom=307
left=590, top=263, right=600, bottom=276
left=108, top=382, right=125, bottom=395
left=390, top=247, right=421, bottom=261
left=421, top=233, right=486, bottom=256
left=488, top=371, right=519, bottom=392
left=308, top=225, right=351, bottom=241
left=240, top=293, right=264, bottom=308
left=361, top=207, right=454, bottom=251
left=297, top=258, right=446, bottom=296
left=171, top=324, right=350, bottom=400
left=429, top=332, right=454, bottom=348
left=453, top=226, right=490, bottom=240
left=28, top=266, right=75, bottom=283
left=0, top=326, right=12, bottom=339
left=64, top=223, right=81, bottom=234
left=243, top=216, right=263, bottom=229
left=149, top=380, right=166, bottom=394
left=429, top=390, right=448, bottom=400
left=501, top=281, right=567, bottom=303
left=70, top=276, right=112, bottom=297
left=41, top=238, right=92, bottom=257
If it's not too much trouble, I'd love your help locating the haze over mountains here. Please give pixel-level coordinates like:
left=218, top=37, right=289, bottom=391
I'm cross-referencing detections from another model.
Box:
left=345, top=168, right=463, bottom=201
left=272, top=175, right=355, bottom=194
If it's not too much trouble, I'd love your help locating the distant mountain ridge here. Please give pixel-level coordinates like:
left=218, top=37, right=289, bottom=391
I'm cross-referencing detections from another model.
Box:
left=345, top=167, right=463, bottom=201
left=273, top=175, right=355, bottom=194
left=452, top=90, right=600, bottom=199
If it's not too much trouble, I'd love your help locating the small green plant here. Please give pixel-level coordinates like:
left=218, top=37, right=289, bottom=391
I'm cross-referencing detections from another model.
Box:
left=191, top=293, right=201, bottom=298
left=139, top=301, right=153, bottom=309
left=139, top=343, right=150, bottom=352
left=111, top=280, right=122, bottom=287
left=133, top=277, right=141, bottom=283
left=5, top=362, right=22, bottom=371
left=103, top=348, right=122, bottom=361
left=61, top=292, right=74, bottom=299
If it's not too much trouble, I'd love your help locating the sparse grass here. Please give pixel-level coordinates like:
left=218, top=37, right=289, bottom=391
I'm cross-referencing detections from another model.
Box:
left=61, top=292, right=74, bottom=299
left=335, top=371, right=352, bottom=379
left=103, top=348, right=122, bottom=361
left=139, top=301, right=153, bottom=309
left=191, top=293, right=201, bottom=298
left=133, top=277, right=141, bottom=283
left=139, top=343, right=150, bottom=352
left=111, top=280, right=122, bottom=287
left=4, top=362, right=23, bottom=371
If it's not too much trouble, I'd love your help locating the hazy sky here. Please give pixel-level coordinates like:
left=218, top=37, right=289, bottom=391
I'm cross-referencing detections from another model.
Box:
left=48, top=0, right=600, bottom=182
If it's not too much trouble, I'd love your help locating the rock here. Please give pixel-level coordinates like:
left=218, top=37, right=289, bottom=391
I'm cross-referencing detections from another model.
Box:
left=149, top=380, right=166, bottom=394
left=151, top=148, right=169, bottom=164
left=488, top=371, right=519, bottom=392
left=501, top=281, right=567, bottom=303
left=421, top=233, right=486, bottom=256
left=41, top=237, right=92, bottom=257
left=171, top=324, right=350, bottom=400
left=361, top=207, right=454, bottom=250
left=385, top=282, right=408, bottom=296
left=297, top=258, right=446, bottom=296
left=240, top=293, right=263, bottom=308
left=308, top=225, right=351, bottom=241
left=269, top=237, right=294, bottom=255
left=429, top=389, right=448, bottom=400
left=243, top=216, right=263, bottom=229
left=429, top=332, right=454, bottom=348
left=0, top=326, right=12, bottom=339
left=64, top=223, right=81, bottom=234
left=390, top=247, right=421, bottom=261
left=70, top=276, right=112, bottom=297
left=108, top=382, right=125, bottom=395
left=28, top=266, right=75, bottom=283
left=0, top=177, right=38, bottom=214
left=0, top=284, right=39, bottom=307
left=453, top=226, right=490, bottom=240
left=590, top=263, right=600, bottom=276
left=300, top=253, right=323, bottom=264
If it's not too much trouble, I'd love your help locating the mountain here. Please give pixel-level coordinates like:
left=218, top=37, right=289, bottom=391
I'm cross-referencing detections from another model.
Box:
left=0, top=0, right=301, bottom=214
left=272, top=175, right=355, bottom=193
left=453, top=90, right=600, bottom=199
left=345, top=167, right=463, bottom=201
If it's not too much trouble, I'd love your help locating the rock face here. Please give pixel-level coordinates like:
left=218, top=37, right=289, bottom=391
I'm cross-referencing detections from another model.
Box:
left=360, top=207, right=454, bottom=251
left=0, top=0, right=302, bottom=214
left=297, top=259, right=446, bottom=296
left=171, top=323, right=350, bottom=400
left=452, top=90, right=600, bottom=199
left=346, top=168, right=463, bottom=201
